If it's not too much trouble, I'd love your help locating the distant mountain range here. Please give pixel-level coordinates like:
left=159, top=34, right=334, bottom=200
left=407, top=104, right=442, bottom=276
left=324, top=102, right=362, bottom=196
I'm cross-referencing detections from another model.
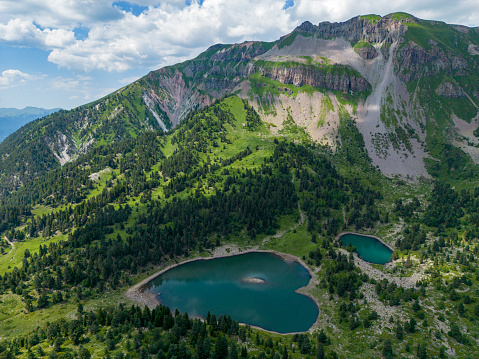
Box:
left=0, top=107, right=60, bottom=142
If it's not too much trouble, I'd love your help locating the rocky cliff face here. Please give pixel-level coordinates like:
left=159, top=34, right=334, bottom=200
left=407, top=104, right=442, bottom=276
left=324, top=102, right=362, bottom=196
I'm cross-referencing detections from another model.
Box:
left=354, top=45, right=378, bottom=60
left=247, top=62, right=370, bottom=93
left=395, top=41, right=470, bottom=83
left=141, top=42, right=271, bottom=126
left=294, top=15, right=408, bottom=44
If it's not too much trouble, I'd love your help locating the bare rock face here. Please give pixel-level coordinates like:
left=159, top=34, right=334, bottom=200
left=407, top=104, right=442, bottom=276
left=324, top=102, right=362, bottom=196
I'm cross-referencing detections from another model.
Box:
left=248, top=63, right=370, bottom=93
left=380, top=44, right=391, bottom=60
left=354, top=45, right=378, bottom=60
left=44, top=131, right=76, bottom=166
left=144, top=42, right=272, bottom=126
left=295, top=15, right=408, bottom=44
left=435, top=82, right=467, bottom=98
left=469, top=44, right=479, bottom=56
left=394, top=42, right=469, bottom=82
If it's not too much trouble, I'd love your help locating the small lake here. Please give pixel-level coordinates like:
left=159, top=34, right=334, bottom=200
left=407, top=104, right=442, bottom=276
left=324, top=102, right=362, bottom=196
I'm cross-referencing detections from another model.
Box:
left=339, top=233, right=393, bottom=264
left=145, top=252, right=319, bottom=333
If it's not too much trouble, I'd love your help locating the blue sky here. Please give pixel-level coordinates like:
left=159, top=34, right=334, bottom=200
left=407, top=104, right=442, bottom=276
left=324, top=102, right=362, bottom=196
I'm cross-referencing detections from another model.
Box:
left=1, top=0, right=478, bottom=110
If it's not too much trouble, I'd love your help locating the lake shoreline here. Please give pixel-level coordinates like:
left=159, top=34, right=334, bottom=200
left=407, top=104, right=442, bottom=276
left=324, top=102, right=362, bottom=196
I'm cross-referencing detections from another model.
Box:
left=125, top=246, right=319, bottom=333
left=335, top=231, right=395, bottom=252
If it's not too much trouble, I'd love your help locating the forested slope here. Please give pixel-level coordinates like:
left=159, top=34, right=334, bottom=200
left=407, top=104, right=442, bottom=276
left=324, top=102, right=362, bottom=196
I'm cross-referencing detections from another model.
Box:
left=0, top=97, right=478, bottom=358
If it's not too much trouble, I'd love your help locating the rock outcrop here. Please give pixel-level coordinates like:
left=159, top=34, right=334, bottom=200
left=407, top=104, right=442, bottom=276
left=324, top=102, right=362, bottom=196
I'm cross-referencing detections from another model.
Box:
left=435, top=82, right=467, bottom=98
left=293, top=15, right=408, bottom=44
left=247, top=62, right=370, bottom=93
left=354, top=44, right=378, bottom=60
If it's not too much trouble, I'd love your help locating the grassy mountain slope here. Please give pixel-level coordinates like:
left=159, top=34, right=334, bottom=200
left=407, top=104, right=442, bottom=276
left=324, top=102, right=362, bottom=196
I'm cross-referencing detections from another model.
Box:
left=0, top=41, right=284, bottom=195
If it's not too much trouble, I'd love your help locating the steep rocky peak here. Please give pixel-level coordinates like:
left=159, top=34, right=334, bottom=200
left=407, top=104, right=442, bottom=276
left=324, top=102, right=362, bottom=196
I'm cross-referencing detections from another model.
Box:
left=292, top=13, right=415, bottom=45
left=294, top=20, right=316, bottom=33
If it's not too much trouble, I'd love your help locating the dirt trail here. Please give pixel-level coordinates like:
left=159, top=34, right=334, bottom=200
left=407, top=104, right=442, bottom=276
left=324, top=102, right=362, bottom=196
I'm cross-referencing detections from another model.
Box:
left=4, top=236, right=14, bottom=255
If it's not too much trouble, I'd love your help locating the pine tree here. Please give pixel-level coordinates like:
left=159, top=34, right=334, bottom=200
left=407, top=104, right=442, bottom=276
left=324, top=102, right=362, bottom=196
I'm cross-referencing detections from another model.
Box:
left=316, top=343, right=324, bottom=359
left=382, top=339, right=393, bottom=359
left=215, top=335, right=229, bottom=359
left=417, top=343, right=427, bottom=359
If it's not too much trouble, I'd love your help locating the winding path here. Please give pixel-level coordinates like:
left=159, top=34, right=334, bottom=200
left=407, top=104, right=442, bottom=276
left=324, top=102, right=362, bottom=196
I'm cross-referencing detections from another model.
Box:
left=4, top=236, right=14, bottom=255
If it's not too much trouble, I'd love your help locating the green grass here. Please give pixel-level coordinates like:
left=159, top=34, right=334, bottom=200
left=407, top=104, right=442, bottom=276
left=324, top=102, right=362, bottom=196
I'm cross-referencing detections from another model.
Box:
left=0, top=286, right=135, bottom=339
left=277, top=32, right=300, bottom=49
left=402, top=17, right=471, bottom=58
left=161, top=136, right=177, bottom=158
left=443, top=96, right=478, bottom=123
left=260, top=40, right=277, bottom=52
left=262, top=221, right=316, bottom=259
left=84, top=167, right=115, bottom=201
left=31, top=205, right=53, bottom=217
left=299, top=55, right=314, bottom=65
left=354, top=41, right=374, bottom=49
left=278, top=113, right=313, bottom=144
left=360, top=14, right=381, bottom=25
left=318, top=94, right=334, bottom=127
left=248, top=73, right=320, bottom=112
left=0, top=234, right=66, bottom=274
left=389, top=12, right=415, bottom=21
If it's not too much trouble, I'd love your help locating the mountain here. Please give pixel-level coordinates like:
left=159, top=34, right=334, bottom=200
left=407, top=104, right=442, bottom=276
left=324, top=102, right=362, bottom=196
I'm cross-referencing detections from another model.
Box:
left=1, top=13, right=479, bottom=359
left=1, top=13, right=479, bottom=193
left=0, top=106, right=60, bottom=142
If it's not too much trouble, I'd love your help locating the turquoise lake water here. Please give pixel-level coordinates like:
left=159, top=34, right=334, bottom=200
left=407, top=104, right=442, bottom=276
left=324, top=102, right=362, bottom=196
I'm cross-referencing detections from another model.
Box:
left=146, top=252, right=319, bottom=333
left=339, top=233, right=393, bottom=264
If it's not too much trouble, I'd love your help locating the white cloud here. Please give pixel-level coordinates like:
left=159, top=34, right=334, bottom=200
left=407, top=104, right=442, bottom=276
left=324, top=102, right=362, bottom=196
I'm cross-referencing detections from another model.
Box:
left=1, top=0, right=479, bottom=74
left=0, top=18, right=75, bottom=49
left=46, top=0, right=294, bottom=72
left=0, top=69, right=43, bottom=89
left=0, top=0, right=123, bottom=29
left=46, top=75, right=98, bottom=103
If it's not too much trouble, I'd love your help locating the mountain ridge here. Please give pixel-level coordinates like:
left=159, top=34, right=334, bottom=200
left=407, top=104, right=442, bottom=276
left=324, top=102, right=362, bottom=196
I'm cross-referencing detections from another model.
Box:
left=1, top=12, right=479, bottom=193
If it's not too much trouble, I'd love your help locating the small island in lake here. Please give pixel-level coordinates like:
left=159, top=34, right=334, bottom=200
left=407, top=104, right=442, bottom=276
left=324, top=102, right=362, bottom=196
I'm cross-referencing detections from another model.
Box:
left=241, top=277, right=265, bottom=284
